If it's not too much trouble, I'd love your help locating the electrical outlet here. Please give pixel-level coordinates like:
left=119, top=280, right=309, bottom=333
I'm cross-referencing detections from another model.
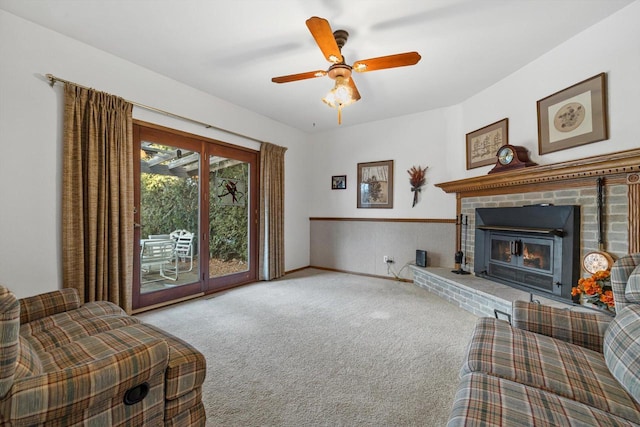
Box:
left=383, top=256, right=394, bottom=263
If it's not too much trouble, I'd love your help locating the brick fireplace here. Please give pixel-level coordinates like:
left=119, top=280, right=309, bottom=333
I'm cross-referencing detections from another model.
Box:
left=411, top=148, right=640, bottom=317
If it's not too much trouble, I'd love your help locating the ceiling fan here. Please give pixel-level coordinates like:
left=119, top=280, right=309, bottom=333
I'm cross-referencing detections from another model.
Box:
left=271, top=16, right=421, bottom=124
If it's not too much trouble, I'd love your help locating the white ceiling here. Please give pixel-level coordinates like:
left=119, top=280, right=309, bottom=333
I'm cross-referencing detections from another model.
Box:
left=1, top=0, right=634, bottom=133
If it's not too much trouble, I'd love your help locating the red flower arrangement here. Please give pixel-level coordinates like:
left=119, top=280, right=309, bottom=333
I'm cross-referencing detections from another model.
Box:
left=571, top=270, right=615, bottom=312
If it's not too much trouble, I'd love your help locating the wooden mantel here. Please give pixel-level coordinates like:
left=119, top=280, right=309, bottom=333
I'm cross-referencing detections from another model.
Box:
left=436, top=147, right=640, bottom=196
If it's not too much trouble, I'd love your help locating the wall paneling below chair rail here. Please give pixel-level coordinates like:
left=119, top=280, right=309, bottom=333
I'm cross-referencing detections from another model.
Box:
left=310, top=218, right=456, bottom=280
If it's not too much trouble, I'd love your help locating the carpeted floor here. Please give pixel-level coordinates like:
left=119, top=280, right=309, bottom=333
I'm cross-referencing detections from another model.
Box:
left=137, top=268, right=479, bottom=426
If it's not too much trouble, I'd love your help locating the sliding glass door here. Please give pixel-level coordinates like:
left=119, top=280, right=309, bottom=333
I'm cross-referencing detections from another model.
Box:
left=133, top=123, right=257, bottom=310
left=206, top=146, right=256, bottom=291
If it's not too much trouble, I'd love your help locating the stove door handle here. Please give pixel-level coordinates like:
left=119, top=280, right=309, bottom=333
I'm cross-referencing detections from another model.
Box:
left=510, top=240, right=522, bottom=256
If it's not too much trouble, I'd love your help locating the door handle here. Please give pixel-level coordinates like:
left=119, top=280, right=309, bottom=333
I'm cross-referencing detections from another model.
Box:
left=510, top=240, right=522, bottom=256
left=512, top=240, right=522, bottom=256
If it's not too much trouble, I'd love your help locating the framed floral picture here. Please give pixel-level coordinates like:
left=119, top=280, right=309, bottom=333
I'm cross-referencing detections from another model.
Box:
left=357, top=160, right=393, bottom=209
left=537, top=73, right=608, bottom=155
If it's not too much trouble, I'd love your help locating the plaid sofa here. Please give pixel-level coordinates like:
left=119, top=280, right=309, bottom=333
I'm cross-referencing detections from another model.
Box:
left=0, top=285, right=206, bottom=426
left=448, top=253, right=640, bottom=426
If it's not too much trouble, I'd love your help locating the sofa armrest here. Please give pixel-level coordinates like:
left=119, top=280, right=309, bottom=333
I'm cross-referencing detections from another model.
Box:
left=0, top=339, right=168, bottom=425
left=512, top=300, right=612, bottom=353
left=18, top=289, right=80, bottom=325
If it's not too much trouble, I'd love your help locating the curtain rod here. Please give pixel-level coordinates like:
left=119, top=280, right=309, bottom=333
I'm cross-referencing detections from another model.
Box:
left=45, top=73, right=265, bottom=144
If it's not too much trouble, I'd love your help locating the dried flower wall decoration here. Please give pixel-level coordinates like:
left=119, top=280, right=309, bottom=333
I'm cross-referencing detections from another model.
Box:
left=408, top=165, right=428, bottom=207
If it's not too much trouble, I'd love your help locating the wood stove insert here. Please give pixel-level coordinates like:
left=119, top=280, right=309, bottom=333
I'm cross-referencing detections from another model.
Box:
left=474, top=205, right=580, bottom=301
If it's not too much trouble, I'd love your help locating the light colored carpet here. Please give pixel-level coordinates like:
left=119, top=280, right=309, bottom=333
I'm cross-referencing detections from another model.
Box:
left=137, top=268, right=479, bottom=426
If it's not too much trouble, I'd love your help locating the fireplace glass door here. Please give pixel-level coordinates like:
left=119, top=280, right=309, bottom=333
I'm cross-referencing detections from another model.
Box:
left=489, top=233, right=553, bottom=274
left=487, top=232, right=559, bottom=294
left=522, top=241, right=551, bottom=271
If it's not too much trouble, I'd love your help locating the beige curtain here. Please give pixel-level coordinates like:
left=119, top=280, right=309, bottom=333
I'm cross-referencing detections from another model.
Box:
left=62, top=83, right=134, bottom=312
left=259, top=142, right=288, bottom=280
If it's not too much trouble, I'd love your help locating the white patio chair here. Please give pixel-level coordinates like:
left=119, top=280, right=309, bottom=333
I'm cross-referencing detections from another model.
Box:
left=140, top=239, right=178, bottom=283
left=170, top=229, right=195, bottom=272
left=148, top=234, right=171, bottom=240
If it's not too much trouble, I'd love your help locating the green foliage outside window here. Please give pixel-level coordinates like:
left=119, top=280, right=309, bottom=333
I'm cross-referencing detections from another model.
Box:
left=140, top=162, right=248, bottom=262
left=141, top=173, right=199, bottom=238
left=210, top=163, right=248, bottom=261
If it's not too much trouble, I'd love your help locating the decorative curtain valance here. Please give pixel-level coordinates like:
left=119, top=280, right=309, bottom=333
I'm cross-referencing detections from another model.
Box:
left=62, top=83, right=134, bottom=312
left=259, top=142, right=287, bottom=280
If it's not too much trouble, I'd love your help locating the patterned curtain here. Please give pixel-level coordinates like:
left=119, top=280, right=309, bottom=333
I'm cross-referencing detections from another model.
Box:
left=259, top=142, right=287, bottom=280
left=62, top=83, right=134, bottom=312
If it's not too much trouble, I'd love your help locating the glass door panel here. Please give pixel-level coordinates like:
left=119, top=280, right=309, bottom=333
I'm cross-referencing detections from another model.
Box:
left=490, top=237, right=513, bottom=264
left=140, top=141, right=201, bottom=292
left=208, top=156, right=250, bottom=279
left=522, top=241, right=552, bottom=271
left=133, top=123, right=206, bottom=310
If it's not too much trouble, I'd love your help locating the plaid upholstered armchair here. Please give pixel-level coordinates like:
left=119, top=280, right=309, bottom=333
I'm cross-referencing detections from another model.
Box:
left=0, top=285, right=206, bottom=426
left=448, top=253, right=640, bottom=426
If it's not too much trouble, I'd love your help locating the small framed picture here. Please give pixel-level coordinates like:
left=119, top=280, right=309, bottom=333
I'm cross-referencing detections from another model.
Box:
left=331, top=175, right=347, bottom=190
left=466, top=118, right=508, bottom=170
left=537, top=73, right=608, bottom=155
left=357, top=160, right=394, bottom=209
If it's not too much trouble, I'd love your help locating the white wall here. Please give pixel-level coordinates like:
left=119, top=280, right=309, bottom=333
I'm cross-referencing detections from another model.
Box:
left=309, top=107, right=456, bottom=218
left=0, top=10, right=312, bottom=298
left=451, top=0, right=640, bottom=179
left=310, top=1, right=640, bottom=218
left=307, top=1, right=640, bottom=277
left=307, top=108, right=459, bottom=276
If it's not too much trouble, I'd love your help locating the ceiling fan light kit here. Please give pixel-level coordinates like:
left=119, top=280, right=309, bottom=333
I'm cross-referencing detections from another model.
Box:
left=322, top=76, right=357, bottom=124
left=272, top=16, right=421, bottom=125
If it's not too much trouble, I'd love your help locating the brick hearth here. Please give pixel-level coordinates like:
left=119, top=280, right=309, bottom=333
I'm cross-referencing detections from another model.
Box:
left=410, top=266, right=574, bottom=318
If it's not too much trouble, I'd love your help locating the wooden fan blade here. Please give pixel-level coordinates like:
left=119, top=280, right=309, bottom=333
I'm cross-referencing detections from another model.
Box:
left=306, top=16, right=343, bottom=64
left=347, top=78, right=361, bottom=101
left=271, top=70, right=327, bottom=84
left=352, top=52, right=421, bottom=73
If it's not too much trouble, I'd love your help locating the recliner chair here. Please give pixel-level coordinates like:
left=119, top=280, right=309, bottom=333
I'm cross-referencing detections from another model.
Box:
left=0, top=285, right=206, bottom=426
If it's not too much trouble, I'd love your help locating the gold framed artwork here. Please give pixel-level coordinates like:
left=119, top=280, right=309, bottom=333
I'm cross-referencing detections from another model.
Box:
left=466, top=118, right=509, bottom=170
left=357, top=160, right=393, bottom=208
left=537, top=73, right=608, bottom=155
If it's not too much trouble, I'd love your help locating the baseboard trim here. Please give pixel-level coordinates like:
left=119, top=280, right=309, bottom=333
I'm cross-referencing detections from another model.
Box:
left=306, top=265, right=413, bottom=283
left=285, top=265, right=311, bottom=275
left=134, top=267, right=412, bottom=314
left=132, top=292, right=205, bottom=314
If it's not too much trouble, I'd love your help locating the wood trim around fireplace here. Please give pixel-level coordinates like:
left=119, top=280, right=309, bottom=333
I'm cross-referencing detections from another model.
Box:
left=436, top=147, right=640, bottom=196
left=629, top=173, right=640, bottom=253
